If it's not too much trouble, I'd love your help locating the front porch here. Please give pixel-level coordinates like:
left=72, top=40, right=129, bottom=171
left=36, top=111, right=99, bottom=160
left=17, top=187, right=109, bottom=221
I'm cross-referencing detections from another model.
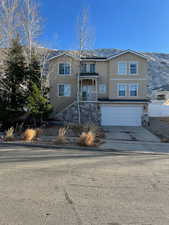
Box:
left=79, top=77, right=98, bottom=102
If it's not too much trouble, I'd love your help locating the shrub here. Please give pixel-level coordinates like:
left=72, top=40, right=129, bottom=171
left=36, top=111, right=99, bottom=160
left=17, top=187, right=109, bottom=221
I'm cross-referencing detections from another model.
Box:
left=55, top=126, right=69, bottom=144
left=78, top=131, right=96, bottom=147
left=4, top=127, right=15, bottom=141
left=23, top=129, right=38, bottom=141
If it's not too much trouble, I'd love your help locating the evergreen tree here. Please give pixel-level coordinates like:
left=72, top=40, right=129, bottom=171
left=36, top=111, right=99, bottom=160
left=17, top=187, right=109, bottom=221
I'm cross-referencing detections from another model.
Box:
left=26, top=50, right=52, bottom=121
left=1, top=36, right=28, bottom=112
left=28, top=50, right=41, bottom=89
left=27, top=82, right=52, bottom=120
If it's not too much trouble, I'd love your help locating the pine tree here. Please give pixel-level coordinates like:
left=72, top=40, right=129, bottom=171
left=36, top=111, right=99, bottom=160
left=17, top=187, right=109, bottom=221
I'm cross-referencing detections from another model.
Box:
left=1, top=36, right=28, bottom=112
left=28, top=50, right=41, bottom=89
left=26, top=50, right=52, bottom=121
left=27, top=82, right=52, bottom=120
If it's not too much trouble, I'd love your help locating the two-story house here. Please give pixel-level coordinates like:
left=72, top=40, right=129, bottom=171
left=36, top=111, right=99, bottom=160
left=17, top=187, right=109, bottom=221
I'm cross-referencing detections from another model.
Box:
left=48, top=49, right=149, bottom=126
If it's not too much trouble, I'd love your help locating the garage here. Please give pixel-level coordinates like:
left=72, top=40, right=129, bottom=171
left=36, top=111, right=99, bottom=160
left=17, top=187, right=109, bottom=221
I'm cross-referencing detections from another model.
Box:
left=101, top=105, right=143, bottom=126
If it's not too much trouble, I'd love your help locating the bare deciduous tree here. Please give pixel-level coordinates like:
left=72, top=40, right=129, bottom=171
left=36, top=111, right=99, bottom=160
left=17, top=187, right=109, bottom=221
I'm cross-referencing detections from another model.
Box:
left=0, top=0, right=43, bottom=93
left=76, top=7, right=95, bottom=123
left=0, top=0, right=20, bottom=47
left=21, top=0, right=41, bottom=63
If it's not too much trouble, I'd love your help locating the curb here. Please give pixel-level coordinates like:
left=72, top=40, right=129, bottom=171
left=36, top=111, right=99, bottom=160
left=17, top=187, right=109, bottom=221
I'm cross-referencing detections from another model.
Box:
left=0, top=142, right=112, bottom=152
left=0, top=142, right=168, bottom=155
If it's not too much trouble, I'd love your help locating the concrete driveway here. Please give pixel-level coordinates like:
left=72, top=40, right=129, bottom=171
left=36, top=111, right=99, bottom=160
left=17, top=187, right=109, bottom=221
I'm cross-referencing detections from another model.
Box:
left=103, top=126, right=160, bottom=142
left=0, top=145, right=169, bottom=225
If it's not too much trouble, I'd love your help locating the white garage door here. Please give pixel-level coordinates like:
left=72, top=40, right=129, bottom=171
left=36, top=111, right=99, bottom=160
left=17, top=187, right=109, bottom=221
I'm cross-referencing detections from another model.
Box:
left=101, top=105, right=143, bottom=126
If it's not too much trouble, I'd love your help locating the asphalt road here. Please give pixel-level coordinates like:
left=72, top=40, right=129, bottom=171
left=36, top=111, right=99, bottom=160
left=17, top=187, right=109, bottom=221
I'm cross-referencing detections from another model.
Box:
left=0, top=145, right=169, bottom=225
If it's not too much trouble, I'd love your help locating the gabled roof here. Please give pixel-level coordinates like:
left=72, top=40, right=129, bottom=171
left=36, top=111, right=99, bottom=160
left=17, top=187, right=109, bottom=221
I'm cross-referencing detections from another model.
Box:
left=107, top=49, right=148, bottom=60
left=48, top=49, right=148, bottom=62
left=48, top=52, right=79, bottom=61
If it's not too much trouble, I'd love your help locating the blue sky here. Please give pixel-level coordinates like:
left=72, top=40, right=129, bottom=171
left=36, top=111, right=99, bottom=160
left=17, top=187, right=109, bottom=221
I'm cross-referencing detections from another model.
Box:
left=39, top=0, right=169, bottom=53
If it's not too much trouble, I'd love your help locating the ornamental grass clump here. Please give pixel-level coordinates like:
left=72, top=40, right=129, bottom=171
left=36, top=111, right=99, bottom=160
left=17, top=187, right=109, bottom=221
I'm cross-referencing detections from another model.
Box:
left=83, top=123, right=105, bottom=139
left=4, top=127, right=15, bottom=141
left=23, top=128, right=42, bottom=142
left=78, top=131, right=96, bottom=147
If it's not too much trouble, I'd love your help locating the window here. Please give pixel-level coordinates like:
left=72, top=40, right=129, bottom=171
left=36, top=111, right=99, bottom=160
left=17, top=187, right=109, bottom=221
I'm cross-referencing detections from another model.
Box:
left=118, top=62, right=127, bottom=75
left=99, top=84, right=106, bottom=94
left=81, top=63, right=87, bottom=73
left=59, top=63, right=70, bottom=75
left=129, top=84, right=138, bottom=96
left=58, top=84, right=71, bottom=96
left=129, top=63, right=138, bottom=74
left=118, top=84, right=126, bottom=96
left=81, top=63, right=96, bottom=73
left=90, top=64, right=95, bottom=73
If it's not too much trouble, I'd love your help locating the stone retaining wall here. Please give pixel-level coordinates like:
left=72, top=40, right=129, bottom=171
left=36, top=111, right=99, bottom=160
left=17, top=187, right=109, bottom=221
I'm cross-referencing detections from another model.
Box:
left=56, top=102, right=101, bottom=125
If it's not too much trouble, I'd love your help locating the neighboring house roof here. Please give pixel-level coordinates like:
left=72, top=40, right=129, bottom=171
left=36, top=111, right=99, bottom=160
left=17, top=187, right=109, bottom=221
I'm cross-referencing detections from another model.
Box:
left=48, top=49, right=148, bottom=62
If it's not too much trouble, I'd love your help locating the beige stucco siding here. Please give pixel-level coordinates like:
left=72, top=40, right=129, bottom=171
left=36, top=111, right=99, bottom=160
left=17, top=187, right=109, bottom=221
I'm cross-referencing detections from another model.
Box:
left=49, top=55, right=78, bottom=112
left=48, top=52, right=148, bottom=113
left=109, top=53, right=147, bottom=78
left=108, top=52, right=148, bottom=99
left=96, top=61, right=109, bottom=98
left=109, top=80, right=147, bottom=99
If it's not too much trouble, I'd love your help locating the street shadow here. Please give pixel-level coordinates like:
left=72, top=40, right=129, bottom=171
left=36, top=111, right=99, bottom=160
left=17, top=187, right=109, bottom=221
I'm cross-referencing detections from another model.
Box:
left=0, top=143, right=168, bottom=164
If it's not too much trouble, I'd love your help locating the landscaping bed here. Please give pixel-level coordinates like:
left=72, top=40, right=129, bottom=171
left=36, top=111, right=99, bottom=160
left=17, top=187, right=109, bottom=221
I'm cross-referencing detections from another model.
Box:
left=1, top=123, right=105, bottom=148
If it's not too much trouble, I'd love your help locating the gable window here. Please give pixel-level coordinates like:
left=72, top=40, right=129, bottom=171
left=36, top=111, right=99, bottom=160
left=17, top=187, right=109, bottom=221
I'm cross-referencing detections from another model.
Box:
left=129, top=63, right=138, bottom=75
left=59, top=63, right=71, bottom=75
left=90, top=64, right=95, bottom=73
left=118, top=62, right=127, bottom=75
left=118, top=84, right=127, bottom=96
left=58, top=84, right=71, bottom=96
left=99, top=84, right=106, bottom=94
left=129, top=84, right=138, bottom=96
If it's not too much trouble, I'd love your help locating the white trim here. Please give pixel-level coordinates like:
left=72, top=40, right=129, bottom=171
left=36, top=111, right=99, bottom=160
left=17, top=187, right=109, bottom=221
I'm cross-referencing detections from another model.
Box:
left=117, top=83, right=127, bottom=97
left=58, top=62, right=71, bottom=75
left=111, top=78, right=146, bottom=81
left=48, top=52, right=79, bottom=61
left=58, top=83, right=71, bottom=97
left=48, top=49, right=148, bottom=62
left=128, top=61, right=139, bottom=75
left=117, top=61, right=127, bottom=75
left=108, top=49, right=148, bottom=60
left=129, top=83, right=139, bottom=97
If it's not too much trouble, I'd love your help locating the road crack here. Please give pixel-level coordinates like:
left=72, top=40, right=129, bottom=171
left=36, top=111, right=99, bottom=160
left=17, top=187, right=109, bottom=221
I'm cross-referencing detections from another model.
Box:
left=64, top=188, right=83, bottom=225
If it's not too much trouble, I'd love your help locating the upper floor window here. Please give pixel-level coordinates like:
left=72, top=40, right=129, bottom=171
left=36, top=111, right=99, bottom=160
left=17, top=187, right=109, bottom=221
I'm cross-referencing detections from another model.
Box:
left=118, top=62, right=127, bottom=75
left=129, top=84, right=138, bottom=96
left=81, top=63, right=87, bottom=73
left=80, top=63, right=96, bottom=73
left=99, top=84, right=106, bottom=94
left=59, top=63, right=71, bottom=75
left=90, top=64, right=96, bottom=73
left=58, top=84, right=71, bottom=96
left=129, top=63, right=138, bottom=75
left=118, top=84, right=127, bottom=96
